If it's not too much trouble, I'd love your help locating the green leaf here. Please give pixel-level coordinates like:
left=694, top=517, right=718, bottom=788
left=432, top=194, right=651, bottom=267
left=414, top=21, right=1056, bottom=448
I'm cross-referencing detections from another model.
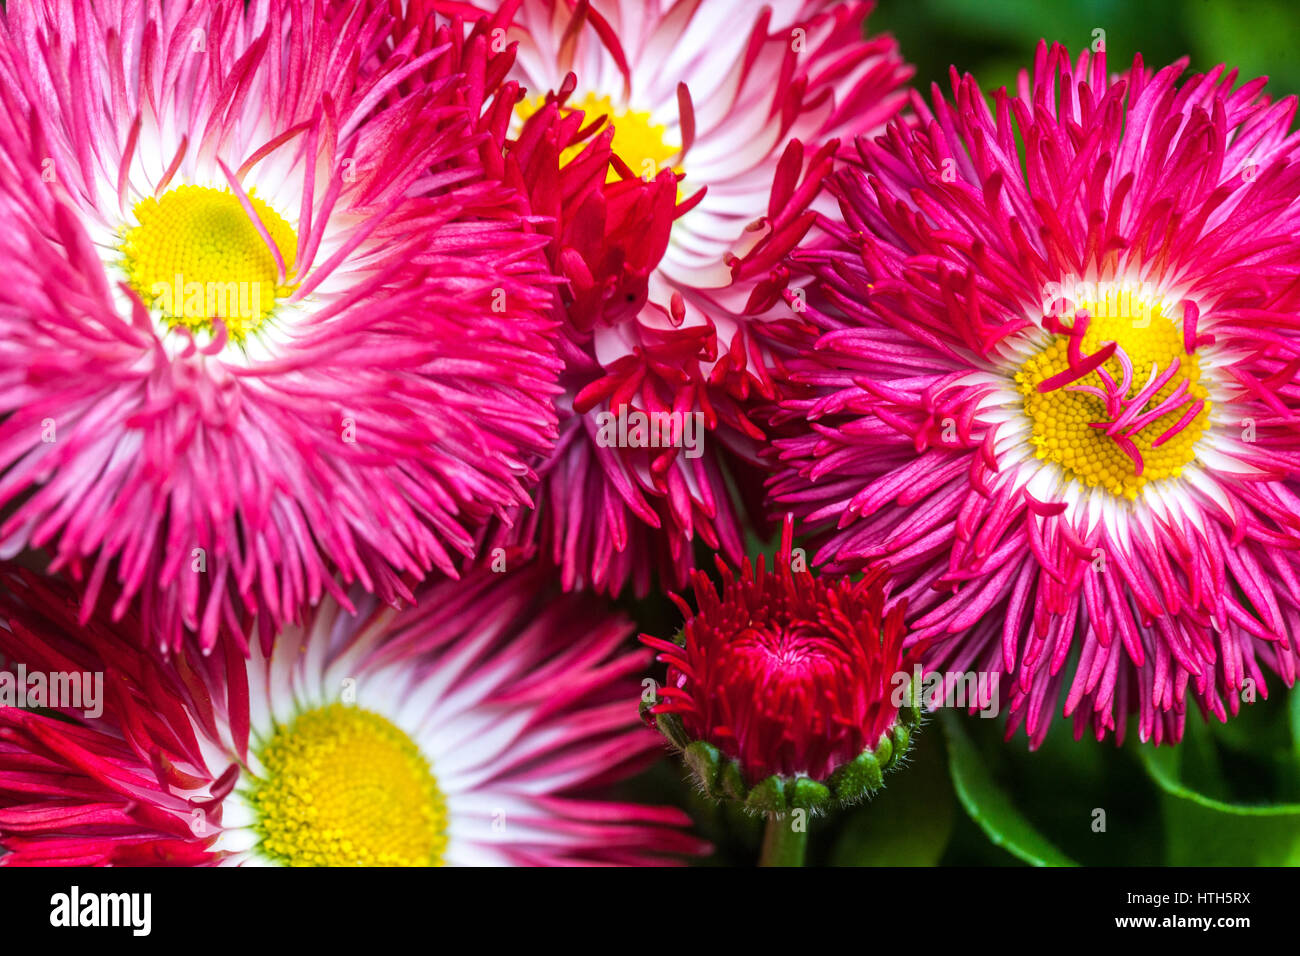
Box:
left=940, top=711, right=1077, bottom=866
left=1139, top=741, right=1300, bottom=866
left=1140, top=743, right=1300, bottom=815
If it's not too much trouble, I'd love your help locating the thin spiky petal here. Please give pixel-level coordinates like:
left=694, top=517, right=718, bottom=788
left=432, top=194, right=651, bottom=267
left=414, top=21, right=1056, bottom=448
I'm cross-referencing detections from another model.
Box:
left=468, top=0, right=912, bottom=595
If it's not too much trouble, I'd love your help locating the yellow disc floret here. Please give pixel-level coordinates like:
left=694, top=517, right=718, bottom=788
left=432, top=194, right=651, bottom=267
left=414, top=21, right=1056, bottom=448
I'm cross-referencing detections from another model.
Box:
left=1016, top=290, right=1212, bottom=501
left=517, top=92, right=682, bottom=184
left=247, top=704, right=449, bottom=867
left=120, top=185, right=298, bottom=342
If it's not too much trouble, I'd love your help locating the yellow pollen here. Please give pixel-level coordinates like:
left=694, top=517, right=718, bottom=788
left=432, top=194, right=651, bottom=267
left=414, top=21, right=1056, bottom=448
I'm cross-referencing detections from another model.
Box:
left=120, top=185, right=298, bottom=342
left=1016, top=291, right=1212, bottom=501
left=247, top=704, right=448, bottom=867
left=517, top=92, right=682, bottom=184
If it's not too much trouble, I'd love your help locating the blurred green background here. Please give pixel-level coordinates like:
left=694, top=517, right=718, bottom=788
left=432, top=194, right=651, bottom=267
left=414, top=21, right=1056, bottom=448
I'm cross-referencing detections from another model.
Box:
left=872, top=0, right=1300, bottom=98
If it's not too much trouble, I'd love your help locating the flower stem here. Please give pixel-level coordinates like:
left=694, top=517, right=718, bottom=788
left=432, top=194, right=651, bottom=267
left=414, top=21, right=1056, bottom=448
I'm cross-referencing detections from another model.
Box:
left=759, top=813, right=808, bottom=867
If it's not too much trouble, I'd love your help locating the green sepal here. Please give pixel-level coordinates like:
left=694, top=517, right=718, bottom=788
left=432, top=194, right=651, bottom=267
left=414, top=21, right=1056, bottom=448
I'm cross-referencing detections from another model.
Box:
left=720, top=759, right=748, bottom=801
left=745, top=775, right=787, bottom=814
left=874, top=732, right=894, bottom=769
left=828, top=749, right=884, bottom=803
left=888, top=723, right=912, bottom=769
left=684, top=740, right=723, bottom=796
left=790, top=777, right=832, bottom=811
left=898, top=675, right=924, bottom=729
left=656, top=712, right=690, bottom=752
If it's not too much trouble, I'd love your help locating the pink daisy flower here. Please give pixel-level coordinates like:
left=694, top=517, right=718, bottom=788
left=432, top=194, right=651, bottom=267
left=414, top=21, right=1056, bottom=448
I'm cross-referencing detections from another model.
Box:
left=771, top=43, right=1300, bottom=746
left=0, top=560, right=704, bottom=866
left=0, top=0, right=560, bottom=654
left=473, top=0, right=912, bottom=594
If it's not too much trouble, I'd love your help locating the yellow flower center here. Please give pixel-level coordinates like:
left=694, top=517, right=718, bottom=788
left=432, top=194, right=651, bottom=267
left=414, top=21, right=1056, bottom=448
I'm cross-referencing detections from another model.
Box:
left=247, top=704, right=449, bottom=867
left=517, top=92, right=682, bottom=184
left=1016, top=291, right=1212, bottom=501
left=120, top=185, right=298, bottom=342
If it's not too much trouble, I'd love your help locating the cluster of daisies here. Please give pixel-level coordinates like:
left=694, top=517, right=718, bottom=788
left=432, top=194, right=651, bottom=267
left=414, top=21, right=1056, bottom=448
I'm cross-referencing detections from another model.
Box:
left=0, top=0, right=1296, bottom=867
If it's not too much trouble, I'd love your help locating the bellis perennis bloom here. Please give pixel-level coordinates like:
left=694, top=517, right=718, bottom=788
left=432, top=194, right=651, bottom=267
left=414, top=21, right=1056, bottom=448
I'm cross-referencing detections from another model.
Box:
left=0, top=0, right=560, bottom=654
left=772, top=43, right=1300, bottom=746
left=480, top=0, right=912, bottom=595
left=0, top=560, right=704, bottom=866
left=642, top=517, right=919, bottom=815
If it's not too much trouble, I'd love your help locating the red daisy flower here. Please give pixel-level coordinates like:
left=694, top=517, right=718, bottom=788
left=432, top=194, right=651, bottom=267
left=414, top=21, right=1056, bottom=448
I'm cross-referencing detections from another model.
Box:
left=641, top=516, right=919, bottom=814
